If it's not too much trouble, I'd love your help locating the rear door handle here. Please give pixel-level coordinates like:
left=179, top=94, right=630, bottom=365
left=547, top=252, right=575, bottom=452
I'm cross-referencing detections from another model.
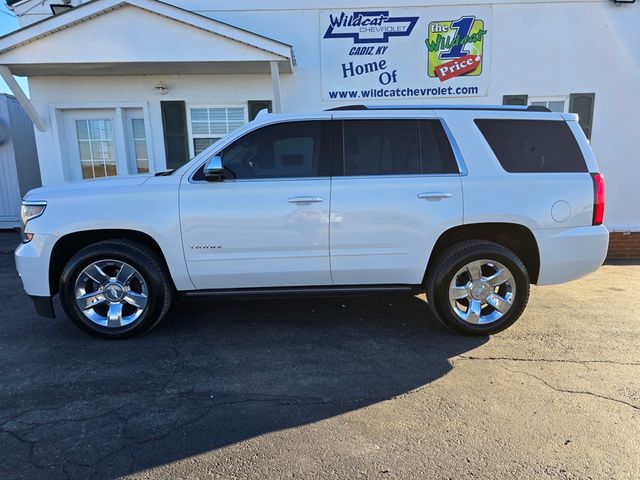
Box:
left=417, top=192, right=453, bottom=200
left=288, top=196, right=323, bottom=204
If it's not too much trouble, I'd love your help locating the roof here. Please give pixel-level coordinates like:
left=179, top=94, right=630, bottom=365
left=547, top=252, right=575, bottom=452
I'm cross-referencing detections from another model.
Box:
left=0, top=0, right=296, bottom=75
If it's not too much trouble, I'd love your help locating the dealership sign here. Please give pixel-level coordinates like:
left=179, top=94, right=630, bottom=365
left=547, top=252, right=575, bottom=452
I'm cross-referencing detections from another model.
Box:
left=320, top=7, right=492, bottom=101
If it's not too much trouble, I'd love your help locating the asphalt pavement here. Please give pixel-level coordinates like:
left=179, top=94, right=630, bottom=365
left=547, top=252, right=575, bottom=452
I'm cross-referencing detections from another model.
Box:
left=0, top=230, right=638, bottom=479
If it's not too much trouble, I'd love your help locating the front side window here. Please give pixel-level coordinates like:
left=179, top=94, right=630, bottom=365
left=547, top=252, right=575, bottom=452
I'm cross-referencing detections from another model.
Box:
left=475, top=119, right=588, bottom=173
left=190, top=107, right=245, bottom=156
left=219, top=121, right=329, bottom=180
left=76, top=119, right=117, bottom=179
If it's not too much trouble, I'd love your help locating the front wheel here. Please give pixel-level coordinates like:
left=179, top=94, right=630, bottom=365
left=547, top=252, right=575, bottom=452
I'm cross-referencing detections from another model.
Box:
left=425, top=240, right=530, bottom=335
left=59, top=239, right=173, bottom=339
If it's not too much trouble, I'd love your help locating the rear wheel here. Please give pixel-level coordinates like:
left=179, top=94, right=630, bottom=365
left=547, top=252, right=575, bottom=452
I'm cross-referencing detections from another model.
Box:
left=425, top=240, right=530, bottom=335
left=59, top=240, right=173, bottom=339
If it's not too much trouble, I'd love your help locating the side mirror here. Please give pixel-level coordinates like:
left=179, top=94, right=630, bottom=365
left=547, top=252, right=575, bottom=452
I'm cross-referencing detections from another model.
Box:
left=204, top=156, right=225, bottom=181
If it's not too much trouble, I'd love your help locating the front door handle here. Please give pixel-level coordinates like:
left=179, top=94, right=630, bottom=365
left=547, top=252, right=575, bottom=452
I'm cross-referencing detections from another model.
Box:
left=288, top=196, right=324, bottom=204
left=417, top=192, right=453, bottom=200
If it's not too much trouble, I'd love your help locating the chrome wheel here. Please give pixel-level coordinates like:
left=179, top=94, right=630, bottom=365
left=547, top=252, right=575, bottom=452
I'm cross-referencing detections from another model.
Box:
left=448, top=259, right=516, bottom=325
left=74, top=259, right=148, bottom=328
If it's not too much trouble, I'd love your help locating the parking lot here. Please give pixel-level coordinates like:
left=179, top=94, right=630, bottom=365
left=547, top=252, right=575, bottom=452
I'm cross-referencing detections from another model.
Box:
left=0, top=231, right=638, bottom=480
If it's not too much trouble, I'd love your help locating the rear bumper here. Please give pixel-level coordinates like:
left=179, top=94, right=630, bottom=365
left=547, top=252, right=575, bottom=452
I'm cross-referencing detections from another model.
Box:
left=30, top=295, right=55, bottom=318
left=535, top=225, right=609, bottom=285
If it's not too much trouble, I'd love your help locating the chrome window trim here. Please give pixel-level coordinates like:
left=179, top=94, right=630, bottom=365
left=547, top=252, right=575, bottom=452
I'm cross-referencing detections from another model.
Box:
left=189, top=172, right=461, bottom=184
left=189, top=175, right=332, bottom=184
left=333, top=173, right=461, bottom=180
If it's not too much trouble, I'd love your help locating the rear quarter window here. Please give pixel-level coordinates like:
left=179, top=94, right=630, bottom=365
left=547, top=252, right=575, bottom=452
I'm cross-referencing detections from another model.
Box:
left=474, top=119, right=588, bottom=173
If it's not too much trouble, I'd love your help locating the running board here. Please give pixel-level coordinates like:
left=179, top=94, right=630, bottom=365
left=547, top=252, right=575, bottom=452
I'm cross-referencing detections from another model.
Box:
left=179, top=284, right=422, bottom=300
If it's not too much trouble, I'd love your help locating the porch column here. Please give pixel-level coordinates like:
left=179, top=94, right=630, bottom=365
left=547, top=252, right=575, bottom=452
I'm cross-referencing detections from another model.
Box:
left=270, top=61, right=282, bottom=113
left=0, top=65, right=46, bottom=132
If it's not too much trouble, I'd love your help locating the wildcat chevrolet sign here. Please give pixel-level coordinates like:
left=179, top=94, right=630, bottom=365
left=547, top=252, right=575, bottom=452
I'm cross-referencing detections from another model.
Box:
left=323, top=11, right=419, bottom=43
left=320, top=7, right=492, bottom=101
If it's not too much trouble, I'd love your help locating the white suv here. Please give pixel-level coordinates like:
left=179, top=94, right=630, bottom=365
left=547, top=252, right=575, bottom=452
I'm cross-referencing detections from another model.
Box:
left=15, top=105, right=608, bottom=339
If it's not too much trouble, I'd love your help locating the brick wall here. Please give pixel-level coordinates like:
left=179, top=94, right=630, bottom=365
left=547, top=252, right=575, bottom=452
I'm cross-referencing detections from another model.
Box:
left=607, top=232, right=640, bottom=258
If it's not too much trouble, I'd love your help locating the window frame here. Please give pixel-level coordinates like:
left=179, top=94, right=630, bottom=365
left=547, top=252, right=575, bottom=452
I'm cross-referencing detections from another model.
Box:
left=123, top=110, right=150, bottom=175
left=187, top=104, right=248, bottom=158
left=74, top=117, right=118, bottom=180
left=51, top=102, right=156, bottom=181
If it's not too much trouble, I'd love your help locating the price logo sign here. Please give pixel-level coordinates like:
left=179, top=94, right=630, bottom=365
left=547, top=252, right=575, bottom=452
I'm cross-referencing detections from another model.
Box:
left=426, top=16, right=487, bottom=81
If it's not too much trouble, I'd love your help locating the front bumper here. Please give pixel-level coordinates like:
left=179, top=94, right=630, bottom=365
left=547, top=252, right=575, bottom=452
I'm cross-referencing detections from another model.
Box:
left=14, top=234, right=57, bottom=297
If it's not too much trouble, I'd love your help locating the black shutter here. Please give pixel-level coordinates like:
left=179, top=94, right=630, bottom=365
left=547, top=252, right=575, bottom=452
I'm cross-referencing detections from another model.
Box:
left=569, top=93, right=595, bottom=141
left=503, top=95, right=528, bottom=106
left=248, top=100, right=273, bottom=121
left=161, top=101, right=189, bottom=169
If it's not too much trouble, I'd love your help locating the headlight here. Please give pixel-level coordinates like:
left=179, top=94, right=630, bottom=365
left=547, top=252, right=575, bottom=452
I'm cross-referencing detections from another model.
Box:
left=20, top=201, right=47, bottom=242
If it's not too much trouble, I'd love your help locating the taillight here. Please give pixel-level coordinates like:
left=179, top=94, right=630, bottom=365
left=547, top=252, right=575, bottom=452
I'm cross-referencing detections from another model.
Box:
left=591, top=173, right=605, bottom=225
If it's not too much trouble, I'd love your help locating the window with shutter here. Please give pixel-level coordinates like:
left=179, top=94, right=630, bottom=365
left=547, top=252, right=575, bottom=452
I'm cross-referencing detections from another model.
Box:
left=569, top=93, right=595, bottom=141
left=189, top=107, right=246, bottom=156
left=503, top=95, right=528, bottom=106
left=529, top=96, right=568, bottom=113
left=161, top=101, right=189, bottom=169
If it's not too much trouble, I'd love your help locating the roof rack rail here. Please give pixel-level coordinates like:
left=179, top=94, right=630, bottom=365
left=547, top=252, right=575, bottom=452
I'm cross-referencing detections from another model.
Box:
left=327, top=104, right=552, bottom=113
left=328, top=105, right=369, bottom=111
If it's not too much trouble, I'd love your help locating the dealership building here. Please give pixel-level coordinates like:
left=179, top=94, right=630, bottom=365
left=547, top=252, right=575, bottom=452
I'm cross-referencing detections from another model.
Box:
left=2, top=0, right=639, bottom=255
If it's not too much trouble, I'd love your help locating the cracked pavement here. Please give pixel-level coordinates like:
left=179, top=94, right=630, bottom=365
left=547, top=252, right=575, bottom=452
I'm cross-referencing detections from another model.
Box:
left=0, top=232, right=639, bottom=479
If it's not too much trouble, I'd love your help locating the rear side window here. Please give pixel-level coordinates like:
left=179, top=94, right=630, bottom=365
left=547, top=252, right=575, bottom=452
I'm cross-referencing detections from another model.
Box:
left=341, top=119, right=459, bottom=176
left=420, top=120, right=459, bottom=174
left=475, top=119, right=587, bottom=173
left=343, top=120, right=420, bottom=176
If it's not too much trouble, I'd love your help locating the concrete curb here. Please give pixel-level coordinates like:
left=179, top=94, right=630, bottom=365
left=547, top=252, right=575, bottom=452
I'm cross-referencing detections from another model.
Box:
left=604, top=258, right=640, bottom=266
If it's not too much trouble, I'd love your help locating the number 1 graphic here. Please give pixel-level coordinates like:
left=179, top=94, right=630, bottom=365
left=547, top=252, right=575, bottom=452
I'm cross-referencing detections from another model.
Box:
left=439, top=16, right=475, bottom=59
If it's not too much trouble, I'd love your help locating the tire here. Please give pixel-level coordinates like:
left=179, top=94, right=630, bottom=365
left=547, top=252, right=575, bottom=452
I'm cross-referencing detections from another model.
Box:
left=59, top=239, right=173, bottom=339
left=425, top=240, right=530, bottom=335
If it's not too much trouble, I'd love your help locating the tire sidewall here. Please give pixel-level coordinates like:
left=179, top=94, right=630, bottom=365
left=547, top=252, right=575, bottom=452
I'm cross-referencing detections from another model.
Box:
left=432, top=245, right=529, bottom=335
left=60, top=246, right=166, bottom=339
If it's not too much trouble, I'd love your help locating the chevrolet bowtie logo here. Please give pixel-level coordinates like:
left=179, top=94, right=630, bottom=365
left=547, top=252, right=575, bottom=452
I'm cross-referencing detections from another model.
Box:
left=324, top=11, right=419, bottom=44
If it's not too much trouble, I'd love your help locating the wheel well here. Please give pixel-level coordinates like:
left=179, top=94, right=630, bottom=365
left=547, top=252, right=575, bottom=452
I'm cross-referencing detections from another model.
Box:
left=425, top=223, right=540, bottom=284
left=49, top=229, right=173, bottom=295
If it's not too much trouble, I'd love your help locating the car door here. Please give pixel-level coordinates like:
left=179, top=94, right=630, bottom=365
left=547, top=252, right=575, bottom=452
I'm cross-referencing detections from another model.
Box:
left=180, top=119, right=333, bottom=290
left=329, top=114, right=464, bottom=285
